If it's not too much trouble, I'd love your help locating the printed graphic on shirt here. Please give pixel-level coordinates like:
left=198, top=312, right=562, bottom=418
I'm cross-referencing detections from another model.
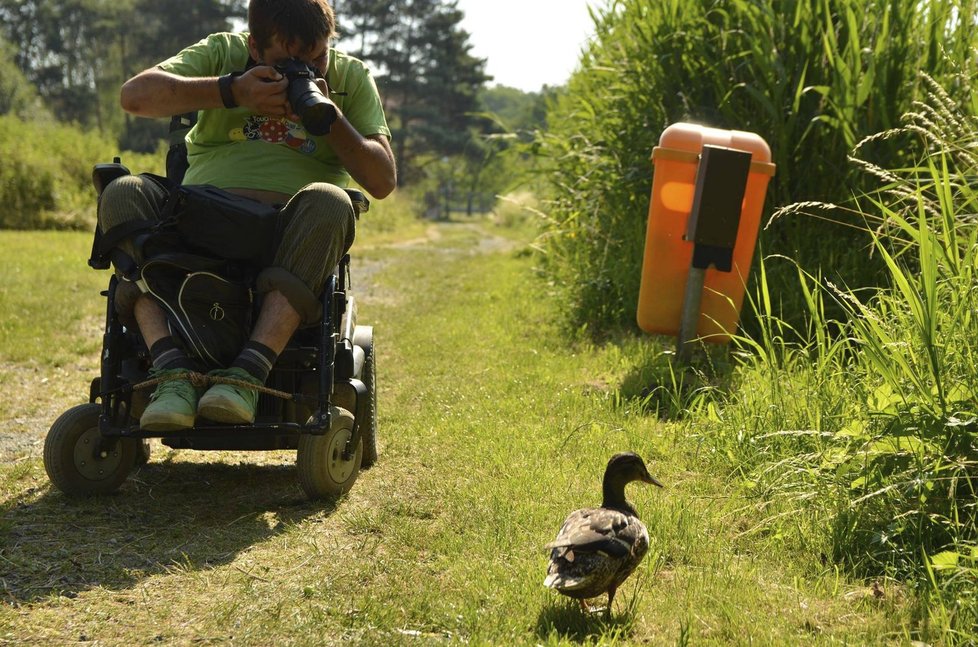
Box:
left=229, top=116, right=317, bottom=154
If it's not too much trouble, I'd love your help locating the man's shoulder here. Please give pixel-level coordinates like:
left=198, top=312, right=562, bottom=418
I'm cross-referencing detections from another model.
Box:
left=159, top=31, right=249, bottom=75
left=201, top=31, right=250, bottom=52
left=330, top=49, right=370, bottom=73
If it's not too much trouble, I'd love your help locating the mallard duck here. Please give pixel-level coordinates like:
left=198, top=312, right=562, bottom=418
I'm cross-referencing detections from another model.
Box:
left=543, top=452, right=663, bottom=615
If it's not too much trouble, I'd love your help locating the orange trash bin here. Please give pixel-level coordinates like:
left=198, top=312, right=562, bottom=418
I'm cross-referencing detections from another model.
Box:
left=637, top=122, right=776, bottom=343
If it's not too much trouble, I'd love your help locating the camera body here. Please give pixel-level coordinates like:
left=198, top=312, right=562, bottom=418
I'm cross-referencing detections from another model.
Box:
left=274, top=58, right=337, bottom=136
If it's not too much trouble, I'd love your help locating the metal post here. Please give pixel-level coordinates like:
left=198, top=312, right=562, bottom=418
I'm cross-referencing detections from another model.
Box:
left=676, top=266, right=706, bottom=363
left=674, top=145, right=753, bottom=365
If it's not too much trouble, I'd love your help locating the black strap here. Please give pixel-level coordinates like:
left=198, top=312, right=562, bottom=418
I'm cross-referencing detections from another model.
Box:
left=218, top=72, right=242, bottom=109
left=89, top=219, right=158, bottom=270
left=89, top=173, right=175, bottom=270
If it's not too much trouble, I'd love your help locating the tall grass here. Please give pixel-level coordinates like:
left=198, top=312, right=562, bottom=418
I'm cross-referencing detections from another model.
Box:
left=694, top=77, right=978, bottom=642
left=535, top=0, right=977, bottom=333
left=0, top=115, right=161, bottom=230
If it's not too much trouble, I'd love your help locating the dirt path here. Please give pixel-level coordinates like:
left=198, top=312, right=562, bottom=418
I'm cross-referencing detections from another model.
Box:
left=0, top=221, right=518, bottom=461
left=0, top=359, right=99, bottom=460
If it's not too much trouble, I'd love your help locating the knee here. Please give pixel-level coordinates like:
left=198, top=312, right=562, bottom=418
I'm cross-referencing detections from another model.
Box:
left=293, top=183, right=355, bottom=223
left=287, top=183, right=357, bottom=243
left=301, top=182, right=355, bottom=206
left=257, top=267, right=322, bottom=326
left=98, top=174, right=161, bottom=232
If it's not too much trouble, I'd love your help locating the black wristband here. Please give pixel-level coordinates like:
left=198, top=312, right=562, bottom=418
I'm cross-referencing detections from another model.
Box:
left=218, top=73, right=238, bottom=109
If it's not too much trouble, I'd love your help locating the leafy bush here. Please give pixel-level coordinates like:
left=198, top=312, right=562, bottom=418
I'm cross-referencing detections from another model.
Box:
left=700, top=78, right=978, bottom=641
left=536, top=0, right=976, bottom=333
left=0, top=115, right=162, bottom=230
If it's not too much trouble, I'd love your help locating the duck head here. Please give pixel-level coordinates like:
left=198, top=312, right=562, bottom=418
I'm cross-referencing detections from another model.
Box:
left=602, top=452, right=663, bottom=512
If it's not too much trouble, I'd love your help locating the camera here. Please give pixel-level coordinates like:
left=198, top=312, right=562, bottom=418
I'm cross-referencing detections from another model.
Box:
left=274, top=58, right=337, bottom=135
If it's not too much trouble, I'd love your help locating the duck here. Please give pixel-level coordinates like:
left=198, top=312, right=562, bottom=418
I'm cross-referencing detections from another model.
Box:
left=543, top=452, right=663, bottom=615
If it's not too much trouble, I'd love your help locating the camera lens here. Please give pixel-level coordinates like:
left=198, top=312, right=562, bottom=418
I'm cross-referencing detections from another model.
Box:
left=288, top=80, right=337, bottom=135
left=278, top=60, right=336, bottom=136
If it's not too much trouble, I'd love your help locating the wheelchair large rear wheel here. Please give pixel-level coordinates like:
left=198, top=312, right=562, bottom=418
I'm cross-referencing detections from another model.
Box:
left=360, top=344, right=378, bottom=468
left=296, top=406, right=362, bottom=499
left=44, top=403, right=138, bottom=496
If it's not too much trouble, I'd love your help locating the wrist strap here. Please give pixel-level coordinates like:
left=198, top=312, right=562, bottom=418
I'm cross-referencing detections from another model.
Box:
left=218, top=73, right=240, bottom=109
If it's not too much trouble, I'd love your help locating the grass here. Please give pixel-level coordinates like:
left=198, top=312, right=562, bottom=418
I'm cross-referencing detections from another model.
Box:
left=0, top=232, right=108, bottom=366
left=0, top=214, right=923, bottom=645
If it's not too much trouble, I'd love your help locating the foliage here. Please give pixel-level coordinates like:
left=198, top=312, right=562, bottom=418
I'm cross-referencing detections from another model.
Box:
left=0, top=115, right=162, bottom=229
left=480, top=85, right=549, bottom=133
left=0, top=0, right=246, bottom=148
left=404, top=85, right=557, bottom=221
left=0, top=35, right=48, bottom=120
left=333, top=0, right=490, bottom=184
left=535, top=0, right=978, bottom=333
left=679, top=76, right=978, bottom=642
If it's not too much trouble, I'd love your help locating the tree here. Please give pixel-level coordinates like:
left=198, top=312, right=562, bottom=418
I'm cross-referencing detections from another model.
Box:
left=0, top=0, right=245, bottom=146
left=333, top=0, right=490, bottom=183
left=0, top=35, right=47, bottom=119
left=332, top=0, right=396, bottom=60
left=0, top=0, right=118, bottom=127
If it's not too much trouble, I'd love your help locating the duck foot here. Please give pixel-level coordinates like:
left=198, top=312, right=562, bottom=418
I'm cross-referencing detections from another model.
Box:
left=578, top=600, right=609, bottom=616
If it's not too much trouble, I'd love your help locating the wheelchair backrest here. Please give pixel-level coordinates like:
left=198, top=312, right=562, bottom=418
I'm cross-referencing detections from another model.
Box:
left=166, top=112, right=197, bottom=184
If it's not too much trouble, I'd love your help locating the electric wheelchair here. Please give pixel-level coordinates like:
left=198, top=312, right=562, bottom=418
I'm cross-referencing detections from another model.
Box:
left=42, top=114, right=378, bottom=501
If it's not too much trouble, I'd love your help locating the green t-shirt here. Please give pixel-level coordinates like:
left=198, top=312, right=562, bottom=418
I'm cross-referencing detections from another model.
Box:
left=158, top=32, right=391, bottom=194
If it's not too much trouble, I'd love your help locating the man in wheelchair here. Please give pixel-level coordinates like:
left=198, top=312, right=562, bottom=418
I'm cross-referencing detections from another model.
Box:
left=98, top=0, right=395, bottom=432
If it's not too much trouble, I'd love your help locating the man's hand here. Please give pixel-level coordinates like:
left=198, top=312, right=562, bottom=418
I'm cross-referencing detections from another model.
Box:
left=232, top=66, right=296, bottom=119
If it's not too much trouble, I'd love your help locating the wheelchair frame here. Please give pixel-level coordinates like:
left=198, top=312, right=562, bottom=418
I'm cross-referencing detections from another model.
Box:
left=43, top=152, right=377, bottom=500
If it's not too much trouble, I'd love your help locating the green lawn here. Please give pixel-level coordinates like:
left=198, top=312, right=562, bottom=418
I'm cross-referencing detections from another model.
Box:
left=0, top=223, right=916, bottom=645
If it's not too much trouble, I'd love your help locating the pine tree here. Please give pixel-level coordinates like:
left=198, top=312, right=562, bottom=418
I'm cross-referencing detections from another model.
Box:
left=0, top=0, right=245, bottom=143
left=333, top=0, right=489, bottom=183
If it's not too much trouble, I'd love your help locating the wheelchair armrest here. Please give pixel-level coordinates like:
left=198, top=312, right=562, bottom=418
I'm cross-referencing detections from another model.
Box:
left=345, top=189, right=369, bottom=216
left=92, top=160, right=131, bottom=197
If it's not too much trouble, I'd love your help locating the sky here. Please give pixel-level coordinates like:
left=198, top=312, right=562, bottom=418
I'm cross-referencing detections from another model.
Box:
left=453, top=0, right=599, bottom=93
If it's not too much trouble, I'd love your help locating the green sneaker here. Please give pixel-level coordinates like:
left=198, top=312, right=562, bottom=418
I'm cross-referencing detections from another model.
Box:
left=197, top=367, right=262, bottom=424
left=140, top=368, right=200, bottom=431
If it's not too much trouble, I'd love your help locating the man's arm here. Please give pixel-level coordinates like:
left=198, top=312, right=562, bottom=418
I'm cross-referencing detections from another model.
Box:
left=121, top=66, right=397, bottom=198
left=120, top=66, right=292, bottom=118
left=309, top=74, right=396, bottom=199
left=326, top=126, right=396, bottom=199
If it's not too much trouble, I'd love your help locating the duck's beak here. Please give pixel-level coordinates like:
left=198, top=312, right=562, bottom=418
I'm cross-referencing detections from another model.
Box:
left=643, top=472, right=664, bottom=488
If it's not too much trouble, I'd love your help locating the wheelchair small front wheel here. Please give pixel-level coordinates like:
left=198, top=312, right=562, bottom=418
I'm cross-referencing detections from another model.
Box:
left=44, top=403, right=138, bottom=496
left=296, top=406, right=362, bottom=500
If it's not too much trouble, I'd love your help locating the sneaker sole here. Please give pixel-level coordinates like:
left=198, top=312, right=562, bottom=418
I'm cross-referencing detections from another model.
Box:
left=140, top=411, right=196, bottom=431
left=197, top=394, right=256, bottom=424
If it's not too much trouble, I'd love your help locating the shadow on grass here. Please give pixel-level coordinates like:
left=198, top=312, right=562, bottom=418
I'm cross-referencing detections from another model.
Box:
left=618, top=343, right=733, bottom=421
left=534, top=600, right=636, bottom=644
left=0, top=458, right=336, bottom=604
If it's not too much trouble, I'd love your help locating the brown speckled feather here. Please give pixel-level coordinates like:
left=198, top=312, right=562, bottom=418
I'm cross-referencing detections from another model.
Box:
left=543, top=506, right=650, bottom=600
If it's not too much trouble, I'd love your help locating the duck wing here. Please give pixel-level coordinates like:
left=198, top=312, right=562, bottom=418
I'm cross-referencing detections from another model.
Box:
left=544, top=508, right=634, bottom=557
left=543, top=507, right=648, bottom=597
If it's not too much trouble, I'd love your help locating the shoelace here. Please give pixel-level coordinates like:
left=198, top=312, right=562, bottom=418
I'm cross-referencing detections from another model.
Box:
left=151, top=374, right=196, bottom=401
